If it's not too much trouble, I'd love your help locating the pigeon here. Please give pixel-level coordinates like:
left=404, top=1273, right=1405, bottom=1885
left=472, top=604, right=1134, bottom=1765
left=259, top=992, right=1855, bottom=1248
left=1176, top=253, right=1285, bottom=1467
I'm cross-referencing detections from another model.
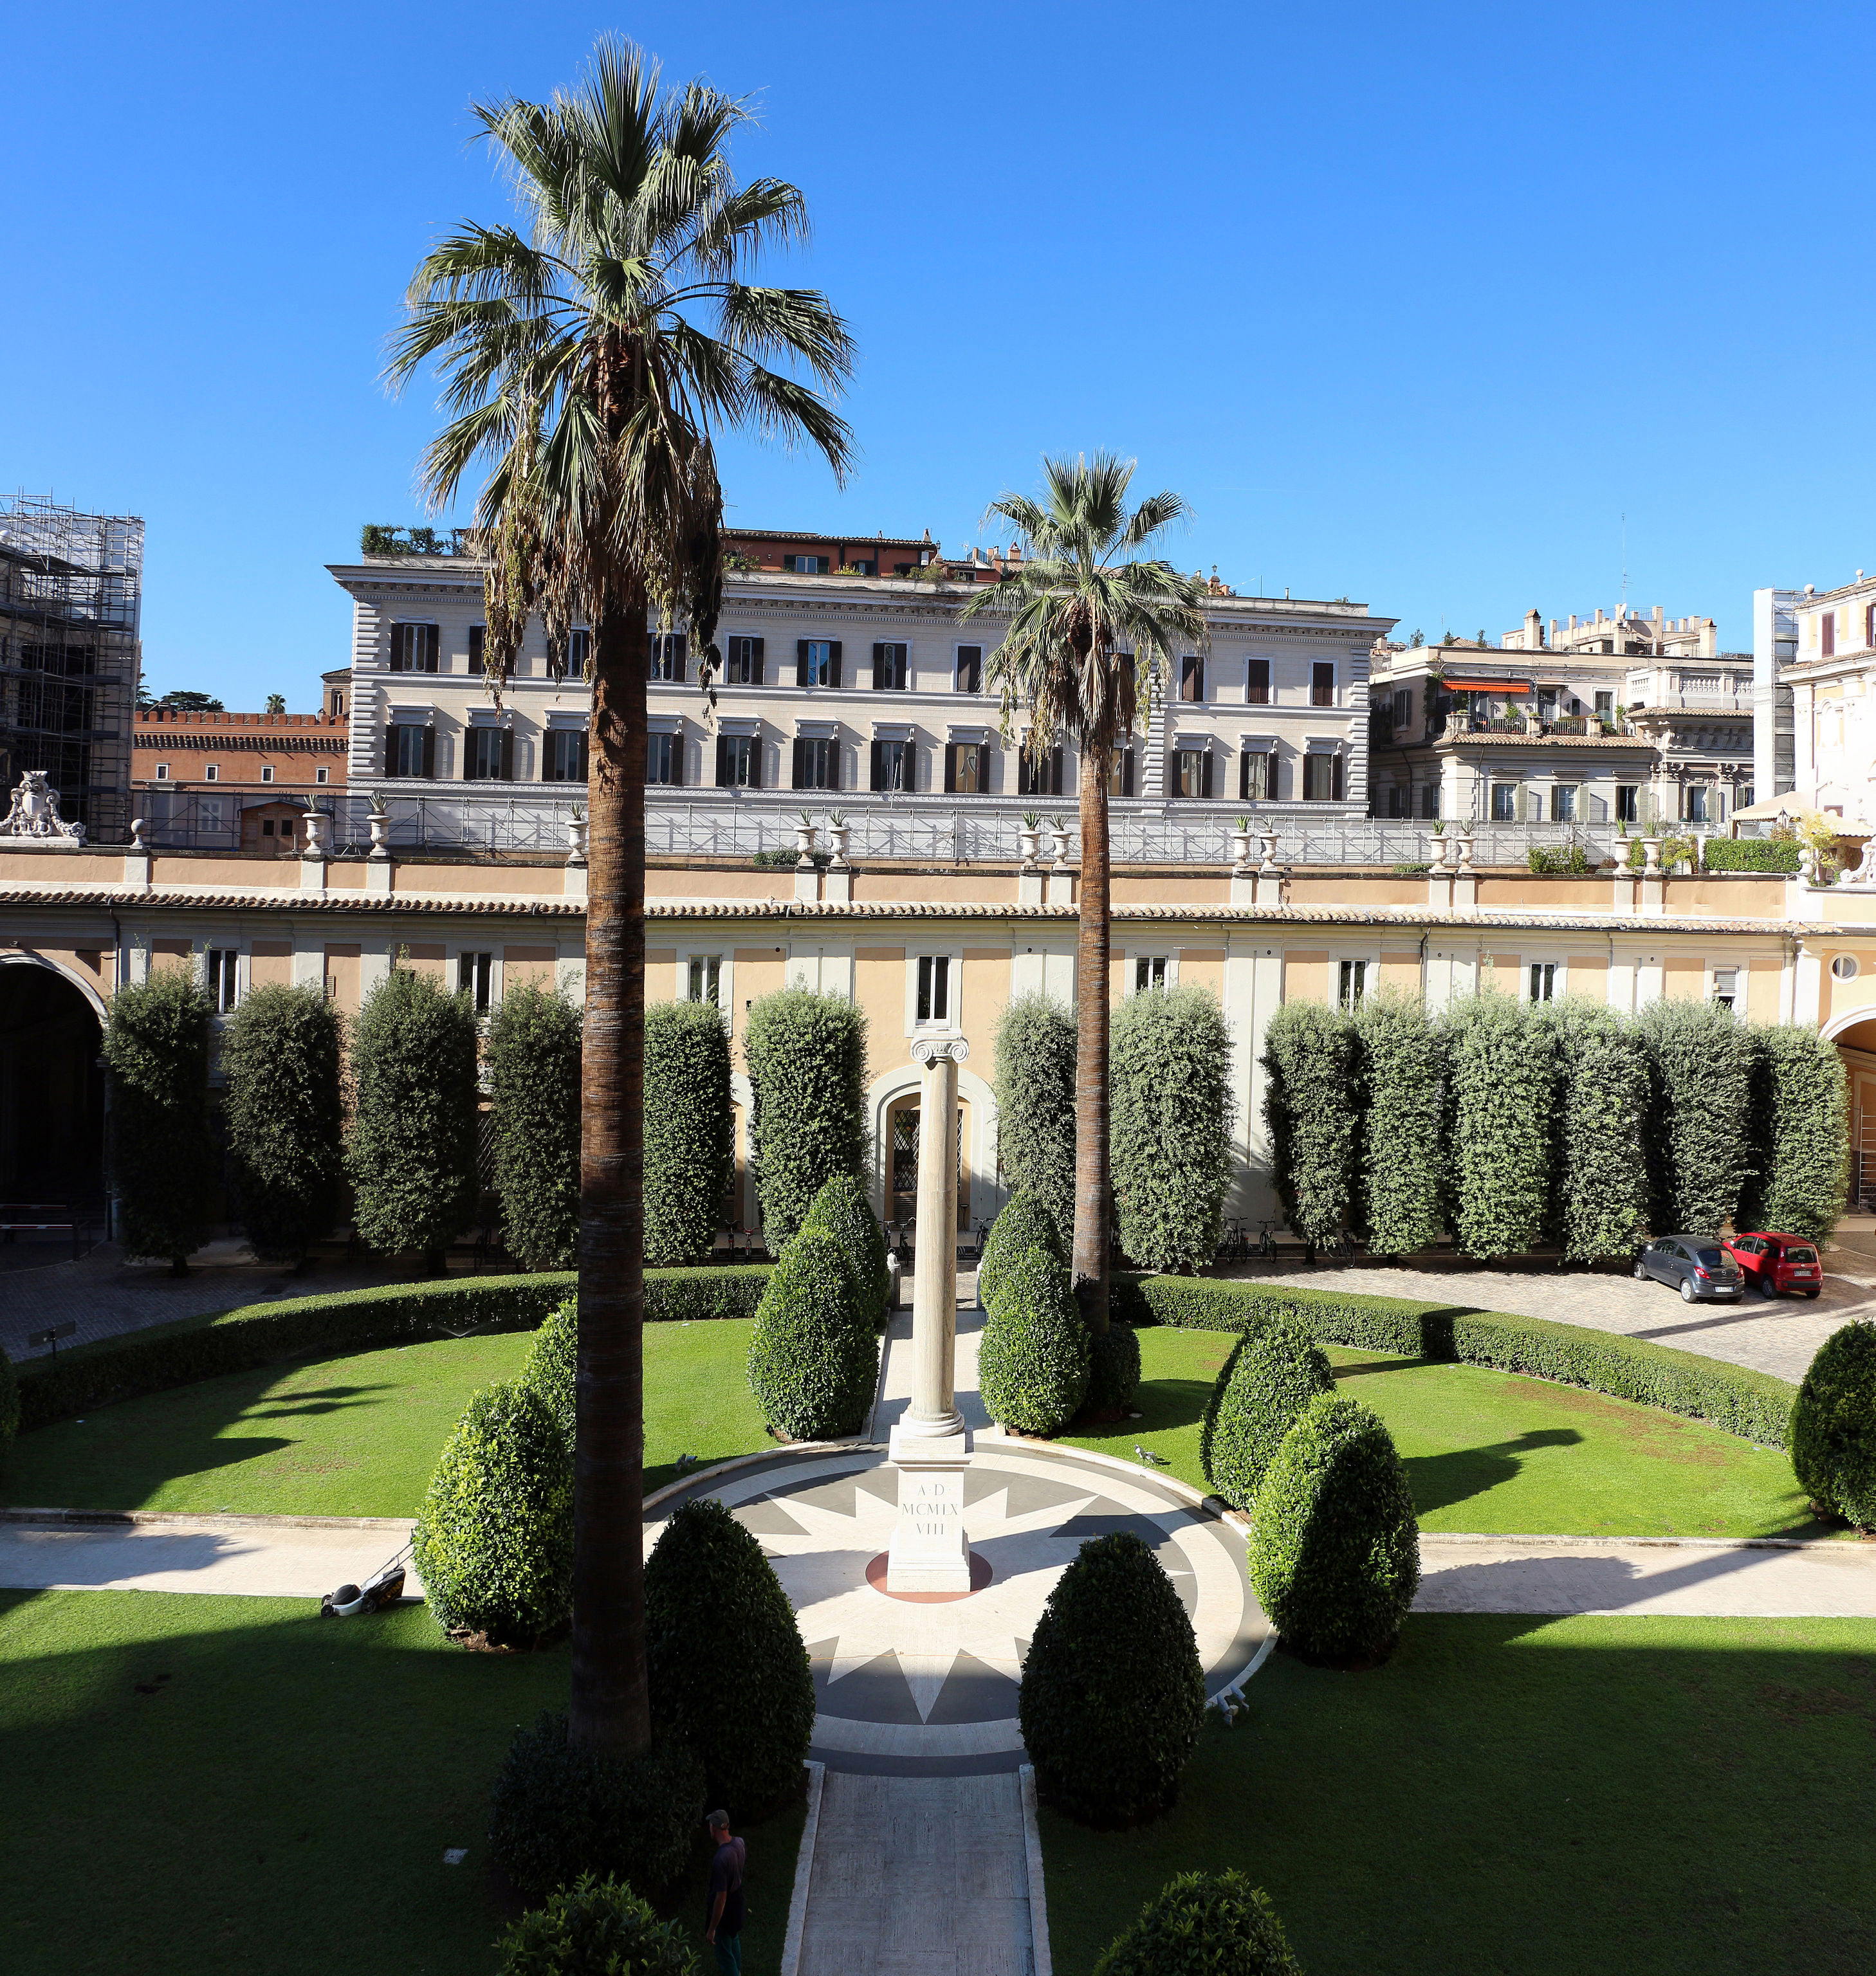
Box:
left=674, top=1453, right=696, bottom=1471
left=1134, top=1445, right=1170, bottom=1467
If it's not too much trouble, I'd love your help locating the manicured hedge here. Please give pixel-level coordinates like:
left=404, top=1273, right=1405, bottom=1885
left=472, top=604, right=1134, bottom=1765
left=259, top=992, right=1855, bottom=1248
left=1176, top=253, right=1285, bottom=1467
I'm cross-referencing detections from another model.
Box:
left=1109, top=1274, right=1797, bottom=1447
left=14, top=1266, right=775, bottom=1432
left=1790, top=1321, right=1876, bottom=1528
left=486, top=983, right=583, bottom=1272
left=744, top=987, right=869, bottom=1251
left=1200, top=1313, right=1335, bottom=1512
left=1110, top=985, right=1235, bottom=1274
left=0, top=1342, right=17, bottom=1465
left=102, top=969, right=217, bottom=1268
left=746, top=1227, right=878, bottom=1440
left=642, top=998, right=733, bottom=1267
left=1094, top=1870, right=1303, bottom=1976
left=994, top=992, right=1078, bottom=1250
left=979, top=1243, right=1091, bottom=1436
left=1703, top=837, right=1802, bottom=874
left=497, top=1874, right=699, bottom=1976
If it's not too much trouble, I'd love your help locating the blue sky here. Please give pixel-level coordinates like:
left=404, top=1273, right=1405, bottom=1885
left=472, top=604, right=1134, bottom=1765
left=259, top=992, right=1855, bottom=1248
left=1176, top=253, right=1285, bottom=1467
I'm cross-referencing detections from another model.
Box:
left=7, top=2, right=1874, bottom=706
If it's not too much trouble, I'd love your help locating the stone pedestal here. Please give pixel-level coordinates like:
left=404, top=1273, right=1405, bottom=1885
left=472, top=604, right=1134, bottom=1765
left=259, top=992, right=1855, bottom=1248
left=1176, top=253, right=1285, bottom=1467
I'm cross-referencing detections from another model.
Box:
left=887, top=1036, right=973, bottom=1594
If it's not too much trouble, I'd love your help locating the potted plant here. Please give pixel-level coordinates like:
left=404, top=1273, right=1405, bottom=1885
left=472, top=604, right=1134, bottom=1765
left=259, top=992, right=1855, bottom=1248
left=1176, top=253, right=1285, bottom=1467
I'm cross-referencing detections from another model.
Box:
left=565, top=804, right=588, bottom=865
left=795, top=810, right=818, bottom=864
left=1046, top=814, right=1071, bottom=865
left=1230, top=816, right=1253, bottom=866
left=826, top=810, right=851, bottom=866
left=1018, top=811, right=1042, bottom=868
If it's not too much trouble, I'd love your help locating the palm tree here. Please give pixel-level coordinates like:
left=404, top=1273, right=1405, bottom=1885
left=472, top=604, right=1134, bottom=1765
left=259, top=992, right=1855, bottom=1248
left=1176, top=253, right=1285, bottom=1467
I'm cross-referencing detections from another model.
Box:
left=388, top=38, right=852, bottom=1758
left=962, top=455, right=1206, bottom=1333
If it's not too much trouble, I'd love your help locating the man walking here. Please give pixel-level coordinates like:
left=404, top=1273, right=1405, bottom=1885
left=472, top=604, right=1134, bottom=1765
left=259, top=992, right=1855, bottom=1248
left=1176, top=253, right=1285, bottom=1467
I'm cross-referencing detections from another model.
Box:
left=704, top=1810, right=747, bottom=1976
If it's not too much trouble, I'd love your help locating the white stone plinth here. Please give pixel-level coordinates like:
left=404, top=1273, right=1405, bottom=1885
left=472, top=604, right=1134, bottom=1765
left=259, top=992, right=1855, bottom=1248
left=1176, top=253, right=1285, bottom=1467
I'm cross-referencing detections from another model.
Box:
left=886, top=1422, right=974, bottom=1594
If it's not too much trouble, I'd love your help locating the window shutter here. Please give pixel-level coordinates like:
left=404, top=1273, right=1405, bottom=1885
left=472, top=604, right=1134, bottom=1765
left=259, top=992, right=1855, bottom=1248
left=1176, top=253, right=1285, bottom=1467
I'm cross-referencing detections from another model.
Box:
left=904, top=740, right=918, bottom=792
left=749, top=636, right=765, bottom=685
left=499, top=729, right=514, bottom=781
left=828, top=641, right=843, bottom=689
left=796, top=640, right=811, bottom=688
left=873, top=643, right=889, bottom=690
left=792, top=736, right=805, bottom=787
left=717, top=736, right=730, bottom=785
left=1202, top=751, right=1215, bottom=800
left=943, top=743, right=957, bottom=794
left=422, top=727, right=437, bottom=779
left=514, top=736, right=533, bottom=781
left=673, top=633, right=688, bottom=682
left=870, top=739, right=883, bottom=791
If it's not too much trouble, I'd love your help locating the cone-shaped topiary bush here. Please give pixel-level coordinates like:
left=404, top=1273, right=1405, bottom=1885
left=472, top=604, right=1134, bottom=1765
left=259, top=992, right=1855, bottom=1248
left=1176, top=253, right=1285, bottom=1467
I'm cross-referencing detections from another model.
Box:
left=101, top=968, right=216, bottom=1270
left=643, top=998, right=733, bottom=1265
left=1201, top=1313, right=1336, bottom=1511
left=1094, top=1869, right=1305, bottom=1976
left=221, top=982, right=344, bottom=1265
left=979, top=1243, right=1092, bottom=1435
left=496, top=1874, right=701, bottom=1976
left=802, top=1171, right=890, bottom=1324
left=647, top=1497, right=815, bottom=1820
left=744, top=987, right=869, bottom=1252
left=414, top=1380, right=573, bottom=1646
left=994, top=992, right=1077, bottom=1250
left=977, top=1192, right=1062, bottom=1310
left=746, top=1225, right=878, bottom=1439
left=1790, top=1321, right=1876, bottom=1528
left=486, top=982, right=582, bottom=1272
left=1087, top=1322, right=1143, bottom=1414
left=1020, top=1530, right=1206, bottom=1826
left=489, top=1713, right=704, bottom=1908
left=1250, top=1391, right=1419, bottom=1666
left=518, top=1296, right=577, bottom=1449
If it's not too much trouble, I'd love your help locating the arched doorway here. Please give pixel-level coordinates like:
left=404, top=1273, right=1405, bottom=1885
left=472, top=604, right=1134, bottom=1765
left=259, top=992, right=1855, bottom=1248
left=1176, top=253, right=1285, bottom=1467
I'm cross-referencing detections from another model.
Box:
left=882, top=1092, right=973, bottom=1244
left=0, top=959, right=105, bottom=1207
left=1829, top=1014, right=1876, bottom=1210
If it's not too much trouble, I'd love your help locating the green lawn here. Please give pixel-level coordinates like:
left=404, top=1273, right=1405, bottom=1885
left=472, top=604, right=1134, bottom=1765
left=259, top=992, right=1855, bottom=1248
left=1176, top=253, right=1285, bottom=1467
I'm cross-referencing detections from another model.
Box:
left=1062, top=1326, right=1830, bottom=1540
left=1042, top=1612, right=1876, bottom=1976
left=0, top=1589, right=802, bottom=1976
left=4, top=1320, right=773, bottom=1519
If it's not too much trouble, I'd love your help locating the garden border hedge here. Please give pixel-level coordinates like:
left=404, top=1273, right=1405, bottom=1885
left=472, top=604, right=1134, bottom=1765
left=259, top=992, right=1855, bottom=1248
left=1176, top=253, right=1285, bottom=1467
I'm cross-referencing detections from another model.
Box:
left=1110, top=1274, right=1796, bottom=1447
left=14, top=1265, right=773, bottom=1433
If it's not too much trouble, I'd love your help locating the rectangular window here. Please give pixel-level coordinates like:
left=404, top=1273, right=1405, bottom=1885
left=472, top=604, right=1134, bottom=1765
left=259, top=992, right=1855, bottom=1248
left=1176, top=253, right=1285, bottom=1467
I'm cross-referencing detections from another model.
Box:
left=203, top=764, right=219, bottom=783
left=1594, top=690, right=1614, bottom=718
left=315, top=766, right=329, bottom=785
left=1384, top=785, right=1404, bottom=819
left=260, top=764, right=275, bottom=784
left=796, top=639, right=841, bottom=688
left=544, top=727, right=589, bottom=783
left=1110, top=747, right=1136, bottom=797
left=465, top=726, right=512, bottom=781
left=783, top=554, right=829, bottom=574
left=688, top=955, right=722, bottom=1004
left=1310, top=662, right=1335, bottom=708
left=206, top=949, right=239, bottom=1014
left=154, top=763, right=169, bottom=782
left=1173, top=747, right=1213, bottom=798
left=1615, top=783, right=1639, bottom=823
left=647, top=733, right=682, bottom=785
left=468, top=625, right=486, bottom=673
left=872, top=643, right=908, bottom=691
left=1822, top=611, right=1836, bottom=657
left=648, top=632, right=686, bottom=682
left=1240, top=750, right=1276, bottom=802
left=1134, top=955, right=1169, bottom=994
left=1419, top=784, right=1439, bottom=819
left=946, top=742, right=986, bottom=794
left=916, top=954, right=952, bottom=1025
left=1738, top=784, right=1754, bottom=811
left=1179, top=654, right=1204, bottom=702
left=1550, top=784, right=1577, bottom=823
left=457, top=951, right=493, bottom=1015
left=1491, top=782, right=1516, bottom=821
left=726, top=636, right=764, bottom=685
left=389, top=623, right=439, bottom=672
left=1685, top=784, right=1709, bottom=823
left=1712, top=967, right=1739, bottom=1013
left=1017, top=746, right=1063, bottom=796
left=1529, top=962, right=1556, bottom=1003
left=1301, top=752, right=1343, bottom=801
left=1338, top=958, right=1367, bottom=1010
left=793, top=736, right=838, bottom=789
left=955, top=646, right=983, bottom=694
left=1246, top=659, right=1271, bottom=706
left=1537, top=687, right=1559, bottom=721
left=871, top=738, right=914, bottom=792
left=717, top=733, right=760, bottom=788
left=567, top=628, right=591, bottom=673
left=1392, top=688, right=1412, bottom=733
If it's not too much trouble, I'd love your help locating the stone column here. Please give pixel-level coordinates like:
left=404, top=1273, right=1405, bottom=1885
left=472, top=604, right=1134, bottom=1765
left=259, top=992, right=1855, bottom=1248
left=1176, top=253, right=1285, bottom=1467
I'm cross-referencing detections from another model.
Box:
left=887, top=1036, right=973, bottom=1593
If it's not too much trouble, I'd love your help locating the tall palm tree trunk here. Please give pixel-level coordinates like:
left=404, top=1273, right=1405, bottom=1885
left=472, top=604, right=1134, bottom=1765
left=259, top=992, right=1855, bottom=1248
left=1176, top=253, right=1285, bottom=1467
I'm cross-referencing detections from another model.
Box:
left=1072, top=741, right=1112, bottom=1333
left=569, top=589, right=650, bottom=1757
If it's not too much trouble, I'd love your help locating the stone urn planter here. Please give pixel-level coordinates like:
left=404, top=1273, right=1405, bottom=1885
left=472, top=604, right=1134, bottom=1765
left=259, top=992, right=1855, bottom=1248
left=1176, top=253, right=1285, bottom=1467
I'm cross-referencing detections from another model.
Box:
left=1017, top=824, right=1041, bottom=870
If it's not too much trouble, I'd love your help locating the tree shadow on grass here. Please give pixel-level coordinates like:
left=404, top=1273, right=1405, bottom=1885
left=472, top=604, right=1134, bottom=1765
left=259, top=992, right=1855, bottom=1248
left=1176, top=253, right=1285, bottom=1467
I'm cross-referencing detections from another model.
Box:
left=1121, top=1377, right=1216, bottom=1436
left=1405, top=1428, right=1582, bottom=1517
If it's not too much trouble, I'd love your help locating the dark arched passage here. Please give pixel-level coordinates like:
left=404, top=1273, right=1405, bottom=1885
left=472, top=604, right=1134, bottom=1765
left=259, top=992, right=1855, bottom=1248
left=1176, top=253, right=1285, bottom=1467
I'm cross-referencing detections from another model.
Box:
left=0, top=960, right=104, bottom=1205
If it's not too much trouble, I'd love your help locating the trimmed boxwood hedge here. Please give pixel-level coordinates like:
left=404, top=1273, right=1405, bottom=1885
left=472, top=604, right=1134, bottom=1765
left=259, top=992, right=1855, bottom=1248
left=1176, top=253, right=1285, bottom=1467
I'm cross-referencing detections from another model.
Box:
left=1703, top=836, right=1803, bottom=874
left=802, top=1171, right=892, bottom=1324
left=1200, top=1313, right=1335, bottom=1512
left=746, top=1227, right=879, bottom=1440
left=978, top=1244, right=1092, bottom=1436
left=1094, top=1870, right=1303, bottom=1976
left=519, top=1297, right=577, bottom=1448
left=13, top=1266, right=775, bottom=1433
left=978, top=1193, right=1062, bottom=1310
left=0, top=1343, right=17, bottom=1465
left=1109, top=1274, right=1796, bottom=1447
left=496, top=1874, right=699, bottom=1976
left=1790, top=1321, right=1876, bottom=1528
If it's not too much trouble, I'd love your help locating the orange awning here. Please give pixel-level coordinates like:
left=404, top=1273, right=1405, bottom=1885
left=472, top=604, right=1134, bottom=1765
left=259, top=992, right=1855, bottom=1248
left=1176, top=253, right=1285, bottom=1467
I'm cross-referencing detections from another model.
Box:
left=1444, top=679, right=1532, bottom=694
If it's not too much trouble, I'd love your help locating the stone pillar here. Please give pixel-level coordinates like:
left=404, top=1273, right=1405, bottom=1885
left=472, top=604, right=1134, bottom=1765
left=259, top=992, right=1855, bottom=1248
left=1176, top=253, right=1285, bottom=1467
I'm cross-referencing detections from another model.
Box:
left=887, top=1035, right=973, bottom=1593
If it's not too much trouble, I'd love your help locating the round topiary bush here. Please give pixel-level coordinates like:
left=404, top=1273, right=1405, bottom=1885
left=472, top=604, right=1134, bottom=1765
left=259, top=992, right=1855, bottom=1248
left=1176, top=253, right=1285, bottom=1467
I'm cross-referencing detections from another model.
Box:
left=977, top=1192, right=1062, bottom=1310
left=978, top=1244, right=1092, bottom=1436
left=1018, top=1530, right=1206, bottom=1827
left=489, top=1712, right=704, bottom=1908
left=802, top=1171, right=890, bottom=1326
left=1087, top=1322, right=1143, bottom=1415
left=746, top=1225, right=878, bottom=1440
left=647, top=1497, right=814, bottom=1821
left=1791, top=1320, right=1876, bottom=1528
left=0, top=1342, right=17, bottom=1467
left=414, top=1381, right=573, bottom=1647
left=1093, top=1869, right=1303, bottom=1976
left=497, top=1874, right=701, bottom=1976
left=1249, top=1392, right=1420, bottom=1667
left=1201, top=1314, right=1336, bottom=1512
left=519, top=1297, right=578, bottom=1449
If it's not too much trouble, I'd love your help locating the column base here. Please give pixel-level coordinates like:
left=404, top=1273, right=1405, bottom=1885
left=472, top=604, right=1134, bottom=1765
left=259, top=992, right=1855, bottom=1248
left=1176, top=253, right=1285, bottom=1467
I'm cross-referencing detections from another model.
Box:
left=885, top=1421, right=974, bottom=1595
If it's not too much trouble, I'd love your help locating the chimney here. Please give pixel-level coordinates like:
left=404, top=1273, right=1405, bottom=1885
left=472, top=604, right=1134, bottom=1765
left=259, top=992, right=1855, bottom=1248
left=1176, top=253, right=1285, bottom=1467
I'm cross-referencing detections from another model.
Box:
left=1524, top=608, right=1543, bottom=650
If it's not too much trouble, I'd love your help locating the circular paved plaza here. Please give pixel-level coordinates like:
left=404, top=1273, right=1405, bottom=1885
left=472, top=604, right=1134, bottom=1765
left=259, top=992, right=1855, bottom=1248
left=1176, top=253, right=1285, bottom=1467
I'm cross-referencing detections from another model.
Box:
left=649, top=1439, right=1268, bottom=1775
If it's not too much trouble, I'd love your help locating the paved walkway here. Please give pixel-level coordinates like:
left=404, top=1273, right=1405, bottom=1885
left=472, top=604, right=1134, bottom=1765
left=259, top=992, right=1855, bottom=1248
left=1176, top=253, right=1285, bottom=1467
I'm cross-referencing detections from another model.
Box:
left=789, top=1770, right=1043, bottom=1976
left=1233, top=1258, right=1871, bottom=1384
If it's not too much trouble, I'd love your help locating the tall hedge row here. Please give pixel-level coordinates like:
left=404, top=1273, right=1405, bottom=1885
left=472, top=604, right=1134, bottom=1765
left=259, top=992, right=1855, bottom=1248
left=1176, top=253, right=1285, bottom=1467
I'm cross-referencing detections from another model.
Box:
left=1546, top=1001, right=1651, bottom=1261
left=1637, top=998, right=1754, bottom=1237
left=1739, top=1025, right=1850, bottom=1241
left=220, top=982, right=345, bottom=1266
left=101, top=969, right=217, bottom=1270
left=1260, top=1002, right=1359, bottom=1248
left=485, top=983, right=582, bottom=1272
left=1111, top=985, right=1234, bottom=1273
left=1441, top=994, right=1556, bottom=1258
left=744, top=988, right=869, bottom=1252
left=994, top=992, right=1078, bottom=1250
left=642, top=999, right=733, bottom=1265
left=1352, top=991, right=1442, bottom=1256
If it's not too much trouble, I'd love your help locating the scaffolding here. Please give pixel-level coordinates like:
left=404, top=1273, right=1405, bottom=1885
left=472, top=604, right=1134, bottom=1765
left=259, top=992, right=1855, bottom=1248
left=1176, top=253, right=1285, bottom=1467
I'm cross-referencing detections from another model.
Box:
left=0, top=495, right=142, bottom=840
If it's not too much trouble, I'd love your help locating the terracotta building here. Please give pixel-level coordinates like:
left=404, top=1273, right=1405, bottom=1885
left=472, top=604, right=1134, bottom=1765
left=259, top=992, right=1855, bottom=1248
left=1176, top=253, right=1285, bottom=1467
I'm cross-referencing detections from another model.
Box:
left=133, top=700, right=349, bottom=854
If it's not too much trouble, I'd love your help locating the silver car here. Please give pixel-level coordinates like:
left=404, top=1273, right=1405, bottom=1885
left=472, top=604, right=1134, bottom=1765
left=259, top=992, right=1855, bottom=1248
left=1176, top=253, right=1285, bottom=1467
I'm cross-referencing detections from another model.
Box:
left=1633, top=1236, right=1744, bottom=1303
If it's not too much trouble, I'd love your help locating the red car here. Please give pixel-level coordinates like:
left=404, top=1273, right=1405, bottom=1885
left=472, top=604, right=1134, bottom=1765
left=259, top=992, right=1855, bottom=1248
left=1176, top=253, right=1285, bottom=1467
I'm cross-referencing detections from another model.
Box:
left=1722, top=1232, right=1824, bottom=1299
